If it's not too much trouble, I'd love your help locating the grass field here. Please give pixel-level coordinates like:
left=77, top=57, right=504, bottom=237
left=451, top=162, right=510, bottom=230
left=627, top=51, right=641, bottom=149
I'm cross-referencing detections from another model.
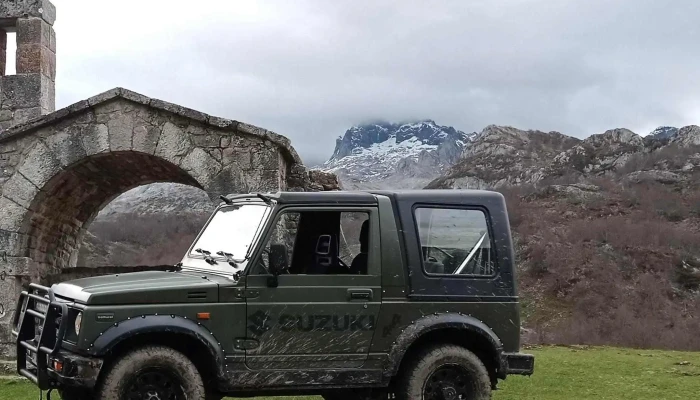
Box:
left=1, top=345, right=698, bottom=400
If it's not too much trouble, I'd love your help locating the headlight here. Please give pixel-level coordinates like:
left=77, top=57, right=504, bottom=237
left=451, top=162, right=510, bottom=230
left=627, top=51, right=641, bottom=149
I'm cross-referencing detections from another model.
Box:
left=74, top=312, right=82, bottom=336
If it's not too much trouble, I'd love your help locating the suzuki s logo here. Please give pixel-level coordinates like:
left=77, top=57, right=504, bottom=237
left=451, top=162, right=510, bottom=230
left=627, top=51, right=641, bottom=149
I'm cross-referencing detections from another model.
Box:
left=247, top=310, right=272, bottom=337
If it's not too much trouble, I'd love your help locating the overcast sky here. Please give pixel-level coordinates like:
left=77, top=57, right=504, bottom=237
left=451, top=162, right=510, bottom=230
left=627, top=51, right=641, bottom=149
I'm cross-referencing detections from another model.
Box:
left=9, top=0, right=700, bottom=165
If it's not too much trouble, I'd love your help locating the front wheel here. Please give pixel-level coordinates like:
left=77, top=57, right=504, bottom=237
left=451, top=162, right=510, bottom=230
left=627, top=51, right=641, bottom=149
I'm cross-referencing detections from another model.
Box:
left=96, top=345, right=206, bottom=400
left=397, top=345, right=491, bottom=400
left=58, top=387, right=92, bottom=400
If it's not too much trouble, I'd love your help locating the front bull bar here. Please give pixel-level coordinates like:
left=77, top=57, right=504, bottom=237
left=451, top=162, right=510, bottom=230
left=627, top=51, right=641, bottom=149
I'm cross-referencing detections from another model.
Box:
left=11, top=283, right=69, bottom=390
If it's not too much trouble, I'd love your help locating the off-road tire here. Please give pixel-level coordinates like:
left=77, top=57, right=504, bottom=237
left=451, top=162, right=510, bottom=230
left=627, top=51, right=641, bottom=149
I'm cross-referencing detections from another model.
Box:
left=95, top=345, right=206, bottom=400
left=57, top=387, right=92, bottom=400
left=396, top=344, right=491, bottom=400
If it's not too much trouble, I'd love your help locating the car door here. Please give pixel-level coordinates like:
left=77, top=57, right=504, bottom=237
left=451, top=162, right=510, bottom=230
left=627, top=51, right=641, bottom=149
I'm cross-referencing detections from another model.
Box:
left=244, top=206, right=381, bottom=370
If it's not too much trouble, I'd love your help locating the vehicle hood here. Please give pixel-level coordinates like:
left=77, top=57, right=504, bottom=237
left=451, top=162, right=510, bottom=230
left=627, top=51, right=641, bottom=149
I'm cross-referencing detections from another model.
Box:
left=51, top=270, right=222, bottom=305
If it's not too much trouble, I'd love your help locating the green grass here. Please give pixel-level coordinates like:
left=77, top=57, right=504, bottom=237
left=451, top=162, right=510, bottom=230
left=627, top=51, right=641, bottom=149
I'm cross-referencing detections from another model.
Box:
left=1, top=345, right=699, bottom=400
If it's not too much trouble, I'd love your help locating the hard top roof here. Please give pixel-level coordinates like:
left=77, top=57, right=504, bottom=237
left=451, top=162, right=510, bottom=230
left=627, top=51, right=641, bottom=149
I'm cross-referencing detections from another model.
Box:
left=225, top=189, right=503, bottom=205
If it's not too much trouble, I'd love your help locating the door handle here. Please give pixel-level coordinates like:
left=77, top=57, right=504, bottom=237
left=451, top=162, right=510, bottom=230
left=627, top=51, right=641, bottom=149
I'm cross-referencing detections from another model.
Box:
left=348, top=289, right=373, bottom=301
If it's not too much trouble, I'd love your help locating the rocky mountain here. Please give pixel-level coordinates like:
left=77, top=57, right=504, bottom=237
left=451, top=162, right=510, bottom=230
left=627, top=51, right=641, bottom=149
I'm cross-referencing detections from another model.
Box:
left=648, top=126, right=679, bottom=141
left=426, top=125, right=581, bottom=189
left=428, top=125, right=700, bottom=189
left=320, top=120, right=474, bottom=189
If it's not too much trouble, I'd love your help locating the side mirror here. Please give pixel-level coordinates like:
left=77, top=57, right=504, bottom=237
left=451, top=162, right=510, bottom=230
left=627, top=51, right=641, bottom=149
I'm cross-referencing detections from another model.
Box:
left=268, top=243, right=289, bottom=276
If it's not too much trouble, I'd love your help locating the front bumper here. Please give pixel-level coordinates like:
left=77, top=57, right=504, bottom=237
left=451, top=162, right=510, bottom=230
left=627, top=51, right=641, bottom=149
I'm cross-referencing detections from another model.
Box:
left=11, top=283, right=100, bottom=390
left=46, top=350, right=103, bottom=388
left=503, top=352, right=535, bottom=376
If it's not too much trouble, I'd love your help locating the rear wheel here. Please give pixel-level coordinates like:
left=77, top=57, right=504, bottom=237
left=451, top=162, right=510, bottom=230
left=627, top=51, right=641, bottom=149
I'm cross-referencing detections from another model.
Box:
left=96, top=345, right=206, bottom=400
left=397, top=344, right=491, bottom=400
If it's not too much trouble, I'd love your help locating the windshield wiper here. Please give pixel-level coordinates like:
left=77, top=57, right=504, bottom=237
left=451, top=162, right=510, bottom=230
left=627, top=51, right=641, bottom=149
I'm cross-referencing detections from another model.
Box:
left=216, top=251, right=240, bottom=269
left=195, top=248, right=218, bottom=265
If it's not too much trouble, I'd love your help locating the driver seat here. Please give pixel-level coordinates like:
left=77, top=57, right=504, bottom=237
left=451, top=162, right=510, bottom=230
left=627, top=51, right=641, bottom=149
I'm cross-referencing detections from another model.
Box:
left=349, top=220, right=369, bottom=275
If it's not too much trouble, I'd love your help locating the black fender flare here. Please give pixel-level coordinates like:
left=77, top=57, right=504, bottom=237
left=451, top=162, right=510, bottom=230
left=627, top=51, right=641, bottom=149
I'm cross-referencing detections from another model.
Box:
left=87, top=314, right=225, bottom=377
left=385, top=313, right=504, bottom=377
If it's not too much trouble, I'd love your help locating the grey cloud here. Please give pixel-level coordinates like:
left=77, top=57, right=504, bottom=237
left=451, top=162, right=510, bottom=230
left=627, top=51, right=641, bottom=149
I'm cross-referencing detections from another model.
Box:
left=45, top=0, right=700, bottom=164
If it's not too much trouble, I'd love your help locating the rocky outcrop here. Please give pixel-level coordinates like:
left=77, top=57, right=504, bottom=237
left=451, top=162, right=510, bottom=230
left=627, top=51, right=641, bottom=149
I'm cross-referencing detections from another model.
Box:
left=624, top=170, right=685, bottom=185
left=427, top=125, right=580, bottom=189
left=430, top=124, right=700, bottom=190
left=528, top=183, right=602, bottom=202
left=672, top=125, right=700, bottom=146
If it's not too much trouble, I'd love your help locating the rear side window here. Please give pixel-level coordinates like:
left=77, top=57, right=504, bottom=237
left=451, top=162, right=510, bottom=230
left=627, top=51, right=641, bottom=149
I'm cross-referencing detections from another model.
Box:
left=414, top=207, right=496, bottom=277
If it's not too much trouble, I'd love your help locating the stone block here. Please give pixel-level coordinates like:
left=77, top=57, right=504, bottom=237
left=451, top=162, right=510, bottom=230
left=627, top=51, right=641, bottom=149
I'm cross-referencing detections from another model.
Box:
left=87, top=89, right=121, bottom=108
left=0, top=256, right=32, bottom=276
left=205, top=148, right=222, bottom=163
left=1, top=171, right=39, bottom=208
left=251, top=148, right=278, bottom=170
left=0, top=229, right=28, bottom=256
left=16, top=43, right=55, bottom=79
left=16, top=141, right=60, bottom=189
left=0, top=109, right=13, bottom=122
left=0, top=74, right=53, bottom=116
left=107, top=115, right=134, bottom=151
left=208, top=116, right=235, bottom=129
left=132, top=124, right=160, bottom=155
left=81, top=124, right=109, bottom=156
left=0, top=73, right=40, bottom=108
left=16, top=17, right=50, bottom=45
left=0, top=196, right=27, bottom=232
left=49, top=24, right=55, bottom=51
left=44, top=73, right=54, bottom=110
left=155, top=122, right=192, bottom=165
left=120, top=89, right=152, bottom=106
left=13, top=106, right=41, bottom=122
left=192, top=134, right=219, bottom=148
left=43, top=129, right=86, bottom=167
left=0, top=0, right=56, bottom=26
left=150, top=98, right=208, bottom=123
left=222, top=147, right=252, bottom=169
left=180, top=147, right=221, bottom=188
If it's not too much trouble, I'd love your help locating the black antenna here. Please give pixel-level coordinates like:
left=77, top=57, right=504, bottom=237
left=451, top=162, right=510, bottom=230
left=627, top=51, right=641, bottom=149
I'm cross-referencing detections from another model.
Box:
left=219, top=195, right=233, bottom=204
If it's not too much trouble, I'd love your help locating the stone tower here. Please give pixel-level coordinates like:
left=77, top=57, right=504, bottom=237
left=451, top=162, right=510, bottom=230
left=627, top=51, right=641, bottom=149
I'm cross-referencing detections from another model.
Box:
left=0, top=0, right=56, bottom=130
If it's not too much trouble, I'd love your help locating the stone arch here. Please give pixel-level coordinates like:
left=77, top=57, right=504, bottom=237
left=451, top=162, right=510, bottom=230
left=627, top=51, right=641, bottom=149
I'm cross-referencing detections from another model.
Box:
left=0, top=89, right=338, bottom=352
left=20, top=150, right=204, bottom=272
left=1, top=93, right=298, bottom=276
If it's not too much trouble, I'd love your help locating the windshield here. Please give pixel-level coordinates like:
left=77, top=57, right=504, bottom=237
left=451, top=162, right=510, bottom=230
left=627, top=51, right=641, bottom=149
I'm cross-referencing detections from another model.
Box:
left=188, top=203, right=270, bottom=265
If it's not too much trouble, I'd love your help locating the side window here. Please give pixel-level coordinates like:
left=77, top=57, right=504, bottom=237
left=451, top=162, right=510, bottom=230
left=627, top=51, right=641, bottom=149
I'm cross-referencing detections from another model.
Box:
left=339, top=212, right=370, bottom=267
left=414, top=207, right=496, bottom=276
left=252, top=212, right=300, bottom=275
left=251, top=210, right=371, bottom=275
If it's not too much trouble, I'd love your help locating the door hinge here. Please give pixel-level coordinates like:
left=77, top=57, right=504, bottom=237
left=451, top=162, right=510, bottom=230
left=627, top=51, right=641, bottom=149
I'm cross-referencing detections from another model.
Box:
left=234, top=338, right=259, bottom=350
left=234, top=288, right=260, bottom=299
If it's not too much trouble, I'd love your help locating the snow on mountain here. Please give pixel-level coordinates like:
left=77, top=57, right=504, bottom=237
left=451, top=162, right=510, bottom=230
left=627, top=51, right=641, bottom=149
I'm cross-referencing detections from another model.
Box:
left=648, top=126, right=679, bottom=140
left=319, top=120, right=474, bottom=189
